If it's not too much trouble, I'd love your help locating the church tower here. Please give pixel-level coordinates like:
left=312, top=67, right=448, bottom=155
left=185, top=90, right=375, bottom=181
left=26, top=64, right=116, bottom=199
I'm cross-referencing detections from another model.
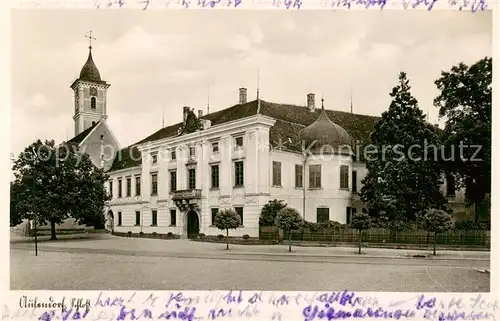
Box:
left=71, top=31, right=110, bottom=136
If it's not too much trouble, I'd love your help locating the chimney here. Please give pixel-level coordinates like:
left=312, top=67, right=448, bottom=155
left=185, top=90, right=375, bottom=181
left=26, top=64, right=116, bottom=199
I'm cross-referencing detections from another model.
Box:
left=239, top=87, right=248, bottom=104
left=183, top=106, right=190, bottom=122
left=307, top=93, right=315, bottom=111
left=198, top=110, right=203, bottom=118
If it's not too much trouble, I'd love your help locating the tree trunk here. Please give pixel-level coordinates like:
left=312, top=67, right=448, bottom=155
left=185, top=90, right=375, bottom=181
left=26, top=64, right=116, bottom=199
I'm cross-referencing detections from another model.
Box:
left=358, top=229, right=362, bottom=255
left=226, top=229, right=229, bottom=250
left=433, top=231, right=437, bottom=256
left=50, top=220, right=57, bottom=240
left=288, top=231, right=292, bottom=252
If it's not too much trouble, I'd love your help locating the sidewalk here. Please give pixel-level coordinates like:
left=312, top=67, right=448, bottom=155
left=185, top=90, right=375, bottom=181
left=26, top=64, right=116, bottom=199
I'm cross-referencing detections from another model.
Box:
left=10, top=233, right=490, bottom=261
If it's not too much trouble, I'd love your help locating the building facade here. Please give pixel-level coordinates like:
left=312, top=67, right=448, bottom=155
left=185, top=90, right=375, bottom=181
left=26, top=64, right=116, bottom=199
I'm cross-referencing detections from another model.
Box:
left=66, top=46, right=471, bottom=238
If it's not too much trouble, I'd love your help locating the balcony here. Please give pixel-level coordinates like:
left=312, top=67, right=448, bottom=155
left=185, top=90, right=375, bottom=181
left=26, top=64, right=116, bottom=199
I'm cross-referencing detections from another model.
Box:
left=171, top=189, right=202, bottom=200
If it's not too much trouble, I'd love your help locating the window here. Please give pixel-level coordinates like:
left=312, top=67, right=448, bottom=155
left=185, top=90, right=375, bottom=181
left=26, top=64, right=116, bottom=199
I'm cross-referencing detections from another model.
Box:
left=135, top=176, right=141, bottom=196
left=126, top=177, right=131, bottom=197
left=235, top=207, right=243, bottom=225
left=118, top=179, right=122, bottom=198
left=188, top=168, right=196, bottom=189
left=171, top=150, right=176, bottom=160
left=211, top=165, right=219, bottom=188
left=272, top=161, right=282, bottom=186
left=352, top=208, right=357, bottom=217
left=295, top=164, right=303, bottom=188
left=109, top=181, right=113, bottom=198
left=135, top=211, right=141, bottom=226
left=211, top=208, right=219, bottom=226
left=170, top=171, right=177, bottom=192
left=170, top=209, right=176, bottom=226
left=235, top=136, right=243, bottom=147
left=151, top=173, right=158, bottom=195
left=151, top=210, right=158, bottom=226
left=189, top=146, right=196, bottom=157
left=118, top=212, right=122, bottom=226
left=152, top=154, right=158, bottom=164
left=346, top=207, right=352, bottom=224
left=91, top=97, right=96, bottom=109
left=340, top=165, right=349, bottom=189
left=234, top=161, right=244, bottom=186
left=309, top=165, right=321, bottom=188
left=352, top=170, right=358, bottom=193
left=212, top=142, right=219, bottom=154
left=317, top=208, right=329, bottom=223
left=92, top=121, right=96, bottom=126
left=362, top=208, right=367, bottom=214
left=446, top=174, right=456, bottom=197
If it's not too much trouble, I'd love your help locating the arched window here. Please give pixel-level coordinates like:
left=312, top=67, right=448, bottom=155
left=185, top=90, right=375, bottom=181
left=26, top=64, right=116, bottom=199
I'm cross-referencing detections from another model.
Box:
left=91, top=97, right=96, bottom=109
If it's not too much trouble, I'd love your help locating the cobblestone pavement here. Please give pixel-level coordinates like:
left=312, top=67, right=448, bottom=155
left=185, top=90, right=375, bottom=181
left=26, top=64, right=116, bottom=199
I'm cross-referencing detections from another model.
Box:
left=10, top=236, right=490, bottom=292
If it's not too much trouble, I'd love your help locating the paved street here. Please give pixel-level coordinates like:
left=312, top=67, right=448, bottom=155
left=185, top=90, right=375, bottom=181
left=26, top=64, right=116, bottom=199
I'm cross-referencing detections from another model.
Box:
left=10, top=235, right=490, bottom=292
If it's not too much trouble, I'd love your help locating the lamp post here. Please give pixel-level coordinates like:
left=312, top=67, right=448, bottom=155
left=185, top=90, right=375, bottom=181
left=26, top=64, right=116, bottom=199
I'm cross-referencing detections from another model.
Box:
left=31, top=147, right=38, bottom=257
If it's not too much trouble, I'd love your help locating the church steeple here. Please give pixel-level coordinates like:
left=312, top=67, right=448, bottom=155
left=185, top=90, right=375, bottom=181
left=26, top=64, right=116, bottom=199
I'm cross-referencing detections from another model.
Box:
left=71, top=30, right=110, bottom=137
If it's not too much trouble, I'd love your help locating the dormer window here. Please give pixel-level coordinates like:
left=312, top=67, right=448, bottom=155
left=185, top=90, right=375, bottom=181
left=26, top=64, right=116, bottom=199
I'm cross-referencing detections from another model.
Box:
left=212, top=142, right=219, bottom=154
left=235, top=137, right=243, bottom=148
left=152, top=154, right=158, bottom=164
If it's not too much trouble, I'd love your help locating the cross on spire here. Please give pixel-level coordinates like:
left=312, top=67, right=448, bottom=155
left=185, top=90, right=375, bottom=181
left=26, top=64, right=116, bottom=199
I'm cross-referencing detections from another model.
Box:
left=85, top=30, right=96, bottom=50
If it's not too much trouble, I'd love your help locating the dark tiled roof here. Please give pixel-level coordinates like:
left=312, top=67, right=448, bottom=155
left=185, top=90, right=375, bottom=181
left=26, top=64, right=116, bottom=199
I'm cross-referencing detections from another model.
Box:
left=107, top=99, right=380, bottom=171
left=67, top=122, right=98, bottom=145
left=108, top=144, right=142, bottom=172
left=79, top=49, right=103, bottom=83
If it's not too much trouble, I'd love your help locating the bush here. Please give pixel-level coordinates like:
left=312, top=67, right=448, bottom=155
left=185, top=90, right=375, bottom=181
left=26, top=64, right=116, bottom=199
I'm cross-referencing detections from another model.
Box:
left=455, top=221, right=490, bottom=230
left=139, top=231, right=144, bottom=236
left=242, top=234, right=250, bottom=240
left=199, top=233, right=206, bottom=239
left=275, top=207, right=304, bottom=252
left=217, top=234, right=224, bottom=240
left=152, top=232, right=157, bottom=236
left=422, top=209, right=455, bottom=255
left=127, top=231, right=132, bottom=237
left=259, top=199, right=287, bottom=226
left=320, top=220, right=347, bottom=229
left=167, top=232, right=173, bottom=237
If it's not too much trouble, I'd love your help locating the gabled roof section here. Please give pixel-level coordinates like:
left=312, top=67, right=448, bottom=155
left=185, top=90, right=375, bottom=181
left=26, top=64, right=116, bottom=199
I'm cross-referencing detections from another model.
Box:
left=107, top=99, right=381, bottom=172
left=67, top=122, right=99, bottom=145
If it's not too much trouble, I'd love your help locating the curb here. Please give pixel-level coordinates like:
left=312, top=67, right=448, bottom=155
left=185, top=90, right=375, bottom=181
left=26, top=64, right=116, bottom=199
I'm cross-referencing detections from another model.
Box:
left=213, top=251, right=490, bottom=261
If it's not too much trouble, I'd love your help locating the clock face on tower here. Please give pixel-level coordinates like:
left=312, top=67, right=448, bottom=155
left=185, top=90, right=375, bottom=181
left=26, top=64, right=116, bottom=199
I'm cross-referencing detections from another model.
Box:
left=90, top=87, right=97, bottom=97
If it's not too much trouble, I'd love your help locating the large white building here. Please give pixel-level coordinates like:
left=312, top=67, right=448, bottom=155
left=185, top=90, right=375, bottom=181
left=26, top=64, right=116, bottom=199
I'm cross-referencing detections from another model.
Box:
left=68, top=46, right=469, bottom=239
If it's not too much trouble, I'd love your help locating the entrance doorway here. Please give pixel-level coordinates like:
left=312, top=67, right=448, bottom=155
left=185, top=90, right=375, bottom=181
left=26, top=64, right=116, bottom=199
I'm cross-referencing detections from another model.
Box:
left=106, top=210, right=114, bottom=232
left=186, top=210, right=200, bottom=239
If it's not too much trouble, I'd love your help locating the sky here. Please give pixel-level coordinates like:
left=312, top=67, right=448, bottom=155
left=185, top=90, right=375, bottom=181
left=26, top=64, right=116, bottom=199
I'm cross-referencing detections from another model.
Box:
left=10, top=9, right=492, bottom=158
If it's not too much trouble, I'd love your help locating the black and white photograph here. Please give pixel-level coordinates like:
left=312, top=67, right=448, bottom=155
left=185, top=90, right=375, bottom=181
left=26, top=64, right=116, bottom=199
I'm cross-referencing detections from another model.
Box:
left=9, top=9, right=492, bottom=292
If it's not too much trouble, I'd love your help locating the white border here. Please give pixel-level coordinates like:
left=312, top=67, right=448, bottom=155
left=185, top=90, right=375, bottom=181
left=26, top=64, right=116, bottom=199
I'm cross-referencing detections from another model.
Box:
left=1, top=2, right=498, bottom=320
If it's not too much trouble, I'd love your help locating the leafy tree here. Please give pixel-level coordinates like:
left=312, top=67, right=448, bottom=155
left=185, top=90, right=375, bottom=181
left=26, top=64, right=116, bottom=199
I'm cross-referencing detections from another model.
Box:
left=259, top=199, right=287, bottom=227
left=350, top=212, right=372, bottom=254
left=274, top=207, right=303, bottom=252
left=10, top=139, right=109, bottom=240
left=360, top=71, right=447, bottom=226
left=434, top=57, right=492, bottom=222
left=214, top=208, right=241, bottom=250
left=422, top=209, right=455, bottom=255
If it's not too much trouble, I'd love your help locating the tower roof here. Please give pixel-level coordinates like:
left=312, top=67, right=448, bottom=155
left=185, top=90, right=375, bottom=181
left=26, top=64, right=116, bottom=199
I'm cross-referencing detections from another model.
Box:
left=79, top=48, right=102, bottom=82
left=299, top=99, right=352, bottom=154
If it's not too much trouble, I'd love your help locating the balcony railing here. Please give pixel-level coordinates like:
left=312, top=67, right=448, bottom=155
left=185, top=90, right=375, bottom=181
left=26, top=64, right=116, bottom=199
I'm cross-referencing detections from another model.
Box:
left=171, top=189, right=202, bottom=200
